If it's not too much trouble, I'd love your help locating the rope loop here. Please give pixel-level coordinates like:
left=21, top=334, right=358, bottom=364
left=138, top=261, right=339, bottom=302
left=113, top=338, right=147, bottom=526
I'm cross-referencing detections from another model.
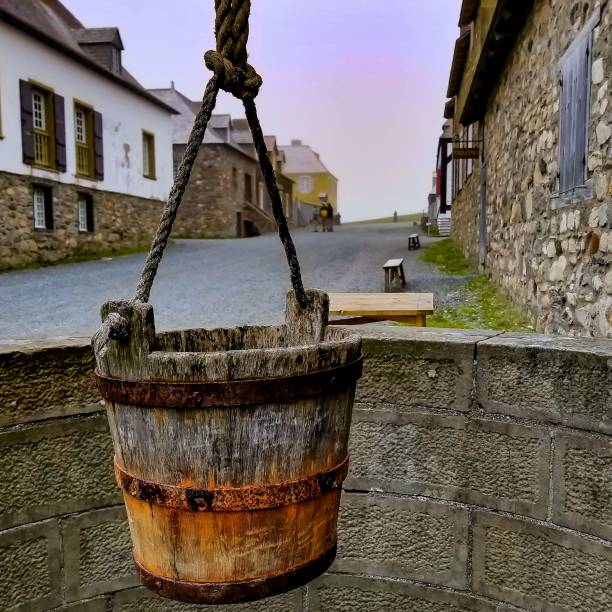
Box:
left=126, top=0, right=307, bottom=309
left=204, top=50, right=262, bottom=99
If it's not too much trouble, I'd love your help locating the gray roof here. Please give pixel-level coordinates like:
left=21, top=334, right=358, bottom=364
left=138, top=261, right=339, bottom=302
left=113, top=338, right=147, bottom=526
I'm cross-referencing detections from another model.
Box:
left=278, top=143, right=332, bottom=175
left=209, top=114, right=231, bottom=129
left=71, top=26, right=123, bottom=49
left=149, top=87, right=257, bottom=158
left=0, top=0, right=176, bottom=114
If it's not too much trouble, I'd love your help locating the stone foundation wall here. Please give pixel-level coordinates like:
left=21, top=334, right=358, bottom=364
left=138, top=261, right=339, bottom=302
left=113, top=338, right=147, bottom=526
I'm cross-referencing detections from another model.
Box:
left=0, top=171, right=163, bottom=271
left=455, top=0, right=612, bottom=337
left=450, top=163, right=481, bottom=267
left=1, top=326, right=611, bottom=611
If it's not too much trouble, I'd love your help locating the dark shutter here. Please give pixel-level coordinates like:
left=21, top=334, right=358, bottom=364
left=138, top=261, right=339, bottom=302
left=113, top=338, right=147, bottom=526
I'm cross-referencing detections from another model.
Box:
left=43, top=187, right=54, bottom=230
left=19, top=80, right=35, bottom=165
left=53, top=94, right=66, bottom=172
left=93, top=111, right=104, bottom=180
left=559, top=34, right=590, bottom=193
left=86, top=195, right=94, bottom=232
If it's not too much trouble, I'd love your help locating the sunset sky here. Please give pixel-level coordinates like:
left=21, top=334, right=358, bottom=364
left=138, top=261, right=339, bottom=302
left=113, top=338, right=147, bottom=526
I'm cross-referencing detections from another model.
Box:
left=63, top=1, right=462, bottom=221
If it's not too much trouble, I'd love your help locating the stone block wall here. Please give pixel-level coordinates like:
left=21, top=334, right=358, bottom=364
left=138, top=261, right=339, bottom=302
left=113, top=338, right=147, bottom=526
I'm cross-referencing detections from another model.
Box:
left=450, top=144, right=482, bottom=268
left=172, top=144, right=275, bottom=239
left=1, top=326, right=611, bottom=611
left=451, top=0, right=612, bottom=337
left=0, top=171, right=163, bottom=271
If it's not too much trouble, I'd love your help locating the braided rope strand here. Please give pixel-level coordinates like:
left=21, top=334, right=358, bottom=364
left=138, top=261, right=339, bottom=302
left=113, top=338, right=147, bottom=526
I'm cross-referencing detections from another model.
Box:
left=132, top=0, right=307, bottom=310
left=215, top=0, right=234, bottom=58
left=133, top=77, right=220, bottom=302
left=243, top=97, right=308, bottom=308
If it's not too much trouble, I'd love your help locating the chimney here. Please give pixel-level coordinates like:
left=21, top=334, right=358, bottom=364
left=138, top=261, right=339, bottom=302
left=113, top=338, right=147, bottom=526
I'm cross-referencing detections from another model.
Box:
left=291, top=139, right=302, bottom=146
left=171, top=80, right=175, bottom=90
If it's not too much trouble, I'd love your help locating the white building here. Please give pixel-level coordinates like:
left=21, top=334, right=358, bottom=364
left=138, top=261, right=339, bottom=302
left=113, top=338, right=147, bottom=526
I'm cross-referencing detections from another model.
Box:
left=0, top=0, right=176, bottom=269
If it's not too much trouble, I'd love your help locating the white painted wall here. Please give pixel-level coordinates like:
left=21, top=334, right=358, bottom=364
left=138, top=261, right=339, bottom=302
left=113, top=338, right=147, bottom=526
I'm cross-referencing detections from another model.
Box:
left=0, top=22, right=173, bottom=201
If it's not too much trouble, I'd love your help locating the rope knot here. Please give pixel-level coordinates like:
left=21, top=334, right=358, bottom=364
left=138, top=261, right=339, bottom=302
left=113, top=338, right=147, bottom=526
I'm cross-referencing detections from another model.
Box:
left=204, top=50, right=262, bottom=99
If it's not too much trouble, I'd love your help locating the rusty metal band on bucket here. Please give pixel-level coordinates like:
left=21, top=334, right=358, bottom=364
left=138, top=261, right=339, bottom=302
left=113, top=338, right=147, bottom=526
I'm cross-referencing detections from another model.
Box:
left=134, top=544, right=337, bottom=605
left=115, top=456, right=349, bottom=512
left=96, top=357, right=362, bottom=408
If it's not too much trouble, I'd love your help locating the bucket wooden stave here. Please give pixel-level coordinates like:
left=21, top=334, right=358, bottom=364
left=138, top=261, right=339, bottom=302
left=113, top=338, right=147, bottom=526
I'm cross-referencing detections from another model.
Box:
left=94, top=290, right=362, bottom=605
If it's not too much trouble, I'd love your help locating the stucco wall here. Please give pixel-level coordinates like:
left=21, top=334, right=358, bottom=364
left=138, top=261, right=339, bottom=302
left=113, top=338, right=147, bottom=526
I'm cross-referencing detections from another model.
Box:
left=287, top=172, right=338, bottom=210
left=452, top=0, right=612, bottom=337
left=0, top=21, right=173, bottom=201
left=1, top=325, right=611, bottom=611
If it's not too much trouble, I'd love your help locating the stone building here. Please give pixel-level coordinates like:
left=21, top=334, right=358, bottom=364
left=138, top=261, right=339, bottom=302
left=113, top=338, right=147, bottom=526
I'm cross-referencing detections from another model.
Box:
left=150, top=86, right=295, bottom=238
left=0, top=0, right=176, bottom=270
left=279, top=139, right=338, bottom=212
left=443, top=0, right=612, bottom=337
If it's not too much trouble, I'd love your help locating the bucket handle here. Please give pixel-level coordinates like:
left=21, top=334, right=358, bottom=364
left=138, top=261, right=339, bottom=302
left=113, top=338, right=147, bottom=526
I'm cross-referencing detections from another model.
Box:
left=131, top=0, right=308, bottom=310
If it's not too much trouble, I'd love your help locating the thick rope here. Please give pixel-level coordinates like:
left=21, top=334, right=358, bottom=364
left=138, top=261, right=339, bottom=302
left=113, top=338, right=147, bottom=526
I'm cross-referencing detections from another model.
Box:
left=133, top=77, right=220, bottom=302
left=243, top=97, right=308, bottom=307
left=132, top=0, right=308, bottom=309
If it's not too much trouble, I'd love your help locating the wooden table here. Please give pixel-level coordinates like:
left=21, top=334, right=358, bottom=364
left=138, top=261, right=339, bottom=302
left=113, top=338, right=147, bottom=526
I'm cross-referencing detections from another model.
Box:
left=329, top=293, right=434, bottom=326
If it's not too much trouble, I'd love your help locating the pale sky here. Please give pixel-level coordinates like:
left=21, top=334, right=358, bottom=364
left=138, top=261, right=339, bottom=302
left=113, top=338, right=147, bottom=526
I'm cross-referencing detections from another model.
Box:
left=63, top=1, right=461, bottom=221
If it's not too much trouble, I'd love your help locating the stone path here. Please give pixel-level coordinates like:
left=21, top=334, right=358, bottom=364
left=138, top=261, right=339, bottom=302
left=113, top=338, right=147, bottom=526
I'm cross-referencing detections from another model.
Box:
left=0, top=222, right=468, bottom=341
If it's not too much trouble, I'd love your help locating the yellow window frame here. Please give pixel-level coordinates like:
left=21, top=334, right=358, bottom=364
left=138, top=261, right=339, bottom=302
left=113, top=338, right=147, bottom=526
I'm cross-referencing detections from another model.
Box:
left=74, top=100, right=95, bottom=179
left=29, top=80, right=56, bottom=170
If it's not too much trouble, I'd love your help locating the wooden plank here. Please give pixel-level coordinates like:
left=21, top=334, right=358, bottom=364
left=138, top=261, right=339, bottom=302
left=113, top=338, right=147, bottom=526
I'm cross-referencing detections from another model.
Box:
left=329, top=293, right=434, bottom=316
left=383, top=258, right=404, bottom=268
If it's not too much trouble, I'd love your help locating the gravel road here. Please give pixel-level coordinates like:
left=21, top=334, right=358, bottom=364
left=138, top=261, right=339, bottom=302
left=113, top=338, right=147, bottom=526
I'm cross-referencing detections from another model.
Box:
left=0, top=222, right=467, bottom=341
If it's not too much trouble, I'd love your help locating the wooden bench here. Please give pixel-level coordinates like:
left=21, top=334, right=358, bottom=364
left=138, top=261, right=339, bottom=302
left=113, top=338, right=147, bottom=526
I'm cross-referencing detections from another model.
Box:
left=329, top=293, right=434, bottom=327
left=383, top=258, right=406, bottom=292
left=408, top=234, right=421, bottom=250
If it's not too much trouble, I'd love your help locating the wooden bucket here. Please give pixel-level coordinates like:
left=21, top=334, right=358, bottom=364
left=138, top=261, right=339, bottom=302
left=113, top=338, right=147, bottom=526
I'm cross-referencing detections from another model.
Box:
left=93, top=290, right=362, bottom=605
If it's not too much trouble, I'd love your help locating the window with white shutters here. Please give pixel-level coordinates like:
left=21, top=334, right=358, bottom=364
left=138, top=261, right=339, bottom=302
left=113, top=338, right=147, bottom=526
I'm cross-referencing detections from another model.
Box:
left=558, top=9, right=599, bottom=195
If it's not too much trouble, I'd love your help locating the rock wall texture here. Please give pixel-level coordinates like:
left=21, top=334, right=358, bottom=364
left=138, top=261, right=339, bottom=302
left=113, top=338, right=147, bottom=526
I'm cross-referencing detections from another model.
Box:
left=172, top=144, right=277, bottom=239
left=0, top=171, right=163, bottom=271
left=1, top=326, right=611, bottom=611
left=452, top=0, right=612, bottom=337
left=450, top=136, right=482, bottom=267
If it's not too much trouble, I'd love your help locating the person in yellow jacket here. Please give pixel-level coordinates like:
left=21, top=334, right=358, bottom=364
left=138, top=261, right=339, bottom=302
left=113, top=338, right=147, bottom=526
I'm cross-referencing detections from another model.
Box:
left=319, top=194, right=334, bottom=233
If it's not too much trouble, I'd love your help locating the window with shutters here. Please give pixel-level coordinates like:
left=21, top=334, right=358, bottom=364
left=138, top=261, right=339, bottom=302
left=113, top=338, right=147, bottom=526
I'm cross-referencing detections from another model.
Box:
left=74, top=103, right=95, bottom=178
left=32, top=185, right=53, bottom=230
left=77, top=193, right=94, bottom=232
left=142, top=131, right=156, bottom=179
left=558, top=11, right=598, bottom=196
left=31, top=87, right=54, bottom=168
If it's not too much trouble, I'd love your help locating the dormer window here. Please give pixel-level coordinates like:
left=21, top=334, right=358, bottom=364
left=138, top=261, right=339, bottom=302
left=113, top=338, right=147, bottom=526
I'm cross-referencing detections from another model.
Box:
left=73, top=27, right=124, bottom=75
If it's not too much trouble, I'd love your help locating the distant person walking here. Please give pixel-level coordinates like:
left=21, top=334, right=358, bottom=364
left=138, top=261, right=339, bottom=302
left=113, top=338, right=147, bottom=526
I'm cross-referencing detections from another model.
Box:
left=393, top=211, right=398, bottom=223
left=311, top=209, right=320, bottom=232
left=325, top=203, right=335, bottom=232
left=318, top=193, right=335, bottom=233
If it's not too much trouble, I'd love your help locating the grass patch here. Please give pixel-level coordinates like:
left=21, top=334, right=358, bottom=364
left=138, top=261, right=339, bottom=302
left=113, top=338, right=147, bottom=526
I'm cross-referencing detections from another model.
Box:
left=349, top=213, right=422, bottom=224
left=420, top=238, right=474, bottom=276
left=0, top=243, right=153, bottom=274
left=414, top=238, right=533, bottom=332
left=427, top=276, right=534, bottom=332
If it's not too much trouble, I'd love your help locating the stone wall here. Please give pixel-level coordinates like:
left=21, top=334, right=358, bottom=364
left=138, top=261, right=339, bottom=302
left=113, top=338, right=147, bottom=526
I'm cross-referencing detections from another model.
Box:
left=0, top=171, right=164, bottom=271
left=1, top=326, right=611, bottom=611
left=450, top=158, right=481, bottom=267
left=172, top=144, right=275, bottom=239
left=451, top=0, right=612, bottom=337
